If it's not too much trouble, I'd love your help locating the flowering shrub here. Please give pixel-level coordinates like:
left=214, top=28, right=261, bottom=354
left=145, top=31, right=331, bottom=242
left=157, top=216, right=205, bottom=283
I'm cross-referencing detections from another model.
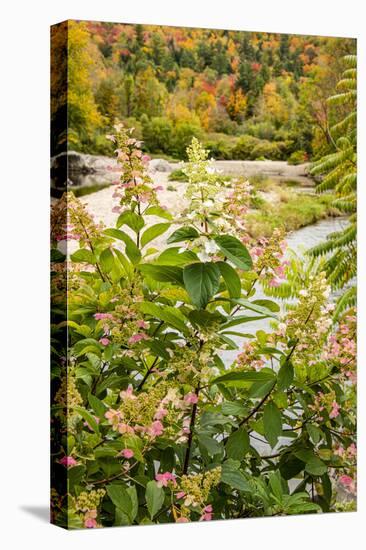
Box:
left=51, top=125, right=356, bottom=528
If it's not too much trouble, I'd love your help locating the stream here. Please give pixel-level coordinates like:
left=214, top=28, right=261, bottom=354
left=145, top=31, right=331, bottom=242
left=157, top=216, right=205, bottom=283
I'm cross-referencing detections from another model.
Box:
left=221, top=215, right=348, bottom=366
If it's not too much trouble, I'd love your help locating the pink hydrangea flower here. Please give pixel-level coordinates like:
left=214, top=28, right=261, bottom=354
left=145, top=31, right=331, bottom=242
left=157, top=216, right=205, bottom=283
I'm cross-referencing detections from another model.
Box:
left=128, top=333, right=149, bottom=345
left=120, top=385, right=135, bottom=400
left=176, top=491, right=186, bottom=499
left=99, top=337, right=110, bottom=346
left=329, top=401, right=340, bottom=419
left=200, top=504, right=213, bottom=521
left=339, top=475, right=356, bottom=493
left=121, top=448, right=134, bottom=459
left=94, top=313, right=114, bottom=321
left=176, top=517, right=189, bottom=523
left=118, top=423, right=135, bottom=435
left=148, top=420, right=164, bottom=437
left=155, top=471, right=176, bottom=487
left=154, top=408, right=168, bottom=420
left=184, top=392, right=198, bottom=405
left=84, top=518, right=97, bottom=528
left=269, top=278, right=281, bottom=287
left=60, top=456, right=77, bottom=467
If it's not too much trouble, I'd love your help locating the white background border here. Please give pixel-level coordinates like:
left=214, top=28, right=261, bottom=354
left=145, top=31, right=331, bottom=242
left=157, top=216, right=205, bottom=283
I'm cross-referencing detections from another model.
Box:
left=1, top=0, right=364, bottom=547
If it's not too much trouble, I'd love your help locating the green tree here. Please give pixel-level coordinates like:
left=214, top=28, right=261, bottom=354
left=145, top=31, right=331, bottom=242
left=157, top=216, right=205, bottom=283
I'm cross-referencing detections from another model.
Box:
left=67, top=21, right=104, bottom=149
left=309, top=55, right=357, bottom=316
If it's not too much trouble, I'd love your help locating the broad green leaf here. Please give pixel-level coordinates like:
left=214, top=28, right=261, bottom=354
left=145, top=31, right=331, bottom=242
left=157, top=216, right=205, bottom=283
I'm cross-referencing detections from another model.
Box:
left=145, top=480, right=165, bottom=519
left=226, top=427, right=250, bottom=461
left=306, top=424, right=322, bottom=446
left=114, top=248, right=133, bottom=279
left=138, top=302, right=188, bottom=334
left=88, top=393, right=107, bottom=419
left=68, top=465, right=86, bottom=490
left=51, top=248, right=66, bottom=263
left=268, top=471, right=284, bottom=503
left=222, top=402, right=247, bottom=416
left=145, top=205, right=172, bottom=220
left=263, top=401, right=282, bottom=448
left=126, top=485, right=138, bottom=522
left=188, top=309, right=225, bottom=328
left=157, top=247, right=199, bottom=266
left=230, top=298, right=278, bottom=319
left=104, top=228, right=141, bottom=265
left=100, top=247, right=115, bottom=273
left=70, top=248, right=96, bottom=264
left=305, top=456, right=328, bottom=476
left=217, top=261, right=241, bottom=299
left=252, top=299, right=280, bottom=312
left=183, top=262, right=220, bottom=309
left=73, top=406, right=100, bottom=434
left=117, top=211, right=144, bottom=233
left=141, top=223, right=170, bottom=248
left=220, top=314, right=268, bottom=330
left=167, top=226, right=200, bottom=244
left=221, top=462, right=251, bottom=491
left=198, top=433, right=222, bottom=457
left=106, top=484, right=133, bottom=522
left=139, top=264, right=184, bottom=285
left=214, top=235, right=253, bottom=270
left=213, top=369, right=276, bottom=385
left=277, top=361, right=294, bottom=390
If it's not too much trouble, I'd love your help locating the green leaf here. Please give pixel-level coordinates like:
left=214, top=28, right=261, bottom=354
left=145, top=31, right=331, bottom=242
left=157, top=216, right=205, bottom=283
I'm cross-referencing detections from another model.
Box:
left=305, top=456, right=328, bottom=476
left=114, top=248, right=134, bottom=279
left=157, top=247, right=199, bottom=266
left=263, top=401, right=282, bottom=448
left=306, top=424, right=322, bottom=446
left=217, top=261, right=241, bottom=299
left=183, top=262, right=220, bottom=309
left=214, top=235, right=253, bottom=270
left=106, top=484, right=133, bottom=522
left=73, top=406, right=100, bottom=434
left=70, top=248, right=96, bottom=264
left=188, top=309, right=225, bottom=328
left=230, top=298, right=278, bottom=318
left=141, top=223, right=170, bottom=248
left=145, top=480, right=165, bottom=519
left=249, top=378, right=276, bottom=398
left=104, top=228, right=141, bottom=265
left=167, top=226, right=200, bottom=244
left=221, top=462, right=251, bottom=491
left=138, top=302, right=188, bottom=334
left=198, top=433, right=222, bottom=457
left=145, top=205, right=172, bottom=220
left=226, top=428, right=250, bottom=461
left=117, top=211, right=144, bottom=233
left=68, top=465, right=86, bottom=490
left=268, top=471, right=284, bottom=503
left=88, top=393, right=107, bottom=419
left=277, top=361, right=294, bottom=390
left=100, top=247, right=115, bottom=273
left=213, top=369, right=276, bottom=385
left=139, top=264, right=184, bottom=285
left=51, top=248, right=66, bottom=263
left=126, top=485, right=138, bottom=522
left=252, top=299, right=280, bottom=312
left=222, top=402, right=247, bottom=416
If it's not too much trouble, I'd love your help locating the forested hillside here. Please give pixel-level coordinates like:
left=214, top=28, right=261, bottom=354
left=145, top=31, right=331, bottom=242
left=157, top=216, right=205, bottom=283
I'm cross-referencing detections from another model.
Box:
left=52, top=21, right=355, bottom=160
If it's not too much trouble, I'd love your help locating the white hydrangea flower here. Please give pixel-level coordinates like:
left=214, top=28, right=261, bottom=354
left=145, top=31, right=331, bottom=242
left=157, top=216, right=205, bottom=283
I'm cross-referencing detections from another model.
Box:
left=204, top=239, right=219, bottom=255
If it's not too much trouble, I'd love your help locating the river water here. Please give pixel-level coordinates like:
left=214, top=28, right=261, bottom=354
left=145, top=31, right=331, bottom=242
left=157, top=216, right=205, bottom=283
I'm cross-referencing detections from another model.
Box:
left=221, top=216, right=348, bottom=366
